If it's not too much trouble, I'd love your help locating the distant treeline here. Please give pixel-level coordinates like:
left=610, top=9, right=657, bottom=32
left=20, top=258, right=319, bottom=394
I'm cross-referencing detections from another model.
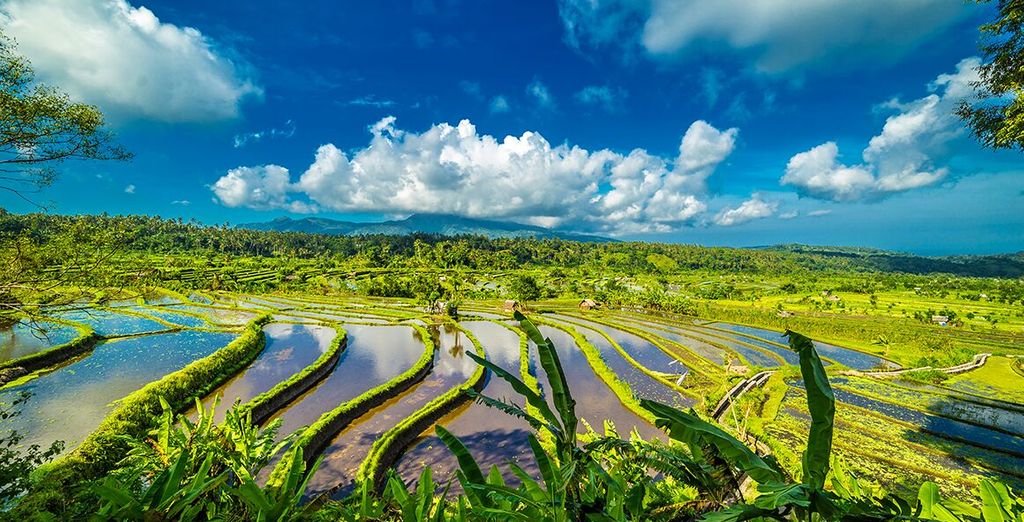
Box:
left=2, top=210, right=1023, bottom=278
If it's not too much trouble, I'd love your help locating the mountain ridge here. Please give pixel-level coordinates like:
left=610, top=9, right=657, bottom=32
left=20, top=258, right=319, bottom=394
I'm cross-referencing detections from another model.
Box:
left=238, top=213, right=616, bottom=242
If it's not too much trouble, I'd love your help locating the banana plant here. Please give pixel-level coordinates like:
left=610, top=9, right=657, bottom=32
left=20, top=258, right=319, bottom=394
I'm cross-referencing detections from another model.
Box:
left=232, top=448, right=323, bottom=522
left=641, top=330, right=909, bottom=521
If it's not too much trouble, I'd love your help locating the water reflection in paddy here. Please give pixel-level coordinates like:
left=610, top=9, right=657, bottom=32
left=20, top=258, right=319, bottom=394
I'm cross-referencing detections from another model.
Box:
left=308, top=324, right=475, bottom=499
left=530, top=325, right=661, bottom=440
left=162, top=304, right=258, bottom=326
left=200, top=323, right=336, bottom=422
left=545, top=315, right=691, bottom=407
left=265, top=325, right=427, bottom=438
left=0, top=320, right=80, bottom=363
left=1, top=330, right=237, bottom=454
left=53, top=308, right=169, bottom=337
left=395, top=321, right=535, bottom=490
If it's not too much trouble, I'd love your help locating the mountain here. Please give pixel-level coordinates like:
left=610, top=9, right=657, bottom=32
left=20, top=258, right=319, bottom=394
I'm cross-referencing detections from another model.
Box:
left=761, top=244, right=1024, bottom=278
left=238, top=213, right=615, bottom=242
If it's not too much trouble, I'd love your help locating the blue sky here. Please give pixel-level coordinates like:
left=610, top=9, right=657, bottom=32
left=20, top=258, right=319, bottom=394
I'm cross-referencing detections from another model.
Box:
left=2, top=0, right=1022, bottom=255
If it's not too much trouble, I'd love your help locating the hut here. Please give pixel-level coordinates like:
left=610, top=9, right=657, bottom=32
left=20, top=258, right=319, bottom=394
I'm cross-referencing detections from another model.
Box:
left=777, top=310, right=795, bottom=318
left=503, top=299, right=522, bottom=312
left=578, top=299, right=600, bottom=311
left=932, top=315, right=949, bottom=326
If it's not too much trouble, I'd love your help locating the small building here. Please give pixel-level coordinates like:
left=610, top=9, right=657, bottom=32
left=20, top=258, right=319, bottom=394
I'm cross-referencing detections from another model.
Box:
left=579, top=299, right=600, bottom=311
left=777, top=310, right=795, bottom=318
left=727, top=364, right=750, bottom=376
left=827, top=295, right=841, bottom=302
left=503, top=299, right=522, bottom=312
left=979, top=293, right=988, bottom=300
left=932, top=315, right=949, bottom=326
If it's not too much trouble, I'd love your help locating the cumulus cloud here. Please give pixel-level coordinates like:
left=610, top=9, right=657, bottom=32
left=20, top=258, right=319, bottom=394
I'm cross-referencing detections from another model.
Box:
left=781, top=58, right=979, bottom=201
left=713, top=195, right=778, bottom=226
left=558, top=0, right=969, bottom=73
left=124, top=184, right=136, bottom=194
left=0, top=0, right=260, bottom=122
left=171, top=200, right=191, bottom=206
left=211, top=117, right=739, bottom=234
left=574, top=85, right=627, bottom=112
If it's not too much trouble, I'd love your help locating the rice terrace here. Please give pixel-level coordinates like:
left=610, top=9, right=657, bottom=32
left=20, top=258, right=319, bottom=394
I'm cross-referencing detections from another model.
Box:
left=1, top=0, right=1024, bottom=520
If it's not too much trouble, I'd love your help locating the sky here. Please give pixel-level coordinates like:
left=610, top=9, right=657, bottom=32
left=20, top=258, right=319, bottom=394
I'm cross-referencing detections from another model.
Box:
left=1, top=0, right=1022, bottom=255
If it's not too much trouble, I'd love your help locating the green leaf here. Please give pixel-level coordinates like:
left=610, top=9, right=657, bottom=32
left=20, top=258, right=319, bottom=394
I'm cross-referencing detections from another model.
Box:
left=516, top=312, right=578, bottom=444
left=436, top=425, right=486, bottom=486
left=465, top=349, right=562, bottom=435
left=641, top=399, right=782, bottom=485
left=786, top=330, right=835, bottom=491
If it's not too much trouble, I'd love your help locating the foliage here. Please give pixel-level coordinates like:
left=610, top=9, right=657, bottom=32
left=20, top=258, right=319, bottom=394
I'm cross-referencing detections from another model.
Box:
left=958, top=0, right=1024, bottom=150
left=0, top=30, right=130, bottom=202
left=92, top=395, right=317, bottom=521
left=0, top=391, right=63, bottom=508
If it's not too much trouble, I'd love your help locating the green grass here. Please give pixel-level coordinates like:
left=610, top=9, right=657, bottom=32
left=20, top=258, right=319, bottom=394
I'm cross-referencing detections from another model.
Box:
left=943, top=355, right=1024, bottom=403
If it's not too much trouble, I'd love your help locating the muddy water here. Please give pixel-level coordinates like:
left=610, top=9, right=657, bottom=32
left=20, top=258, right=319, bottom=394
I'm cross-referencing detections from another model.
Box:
left=0, top=320, right=80, bottom=363
left=53, top=308, right=169, bottom=337
left=395, top=321, right=535, bottom=490
left=545, top=315, right=692, bottom=407
left=530, top=325, right=661, bottom=440
left=265, top=325, right=428, bottom=438
left=0, top=330, right=237, bottom=454
left=200, top=324, right=336, bottom=422
left=306, top=325, right=476, bottom=499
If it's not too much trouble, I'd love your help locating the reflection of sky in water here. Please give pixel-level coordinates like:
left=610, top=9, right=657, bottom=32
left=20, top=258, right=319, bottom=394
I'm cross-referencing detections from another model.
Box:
left=708, top=322, right=893, bottom=369
left=610, top=317, right=729, bottom=363
left=125, top=306, right=208, bottom=328
left=430, top=325, right=478, bottom=380
left=530, top=325, right=661, bottom=439
left=200, top=323, right=334, bottom=421
left=461, top=321, right=519, bottom=368
left=544, top=316, right=688, bottom=407
left=0, top=320, right=79, bottom=363
left=162, top=304, right=258, bottom=325
left=1, top=330, right=237, bottom=454
left=53, top=308, right=168, bottom=336
left=267, top=325, right=426, bottom=436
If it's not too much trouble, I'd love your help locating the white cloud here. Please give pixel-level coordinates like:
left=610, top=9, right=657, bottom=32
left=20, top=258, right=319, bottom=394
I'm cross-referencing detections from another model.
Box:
left=778, top=210, right=798, bottom=220
left=808, top=209, right=832, bottom=217
left=489, top=95, right=511, bottom=114
left=714, top=195, right=778, bottom=226
left=211, top=117, right=739, bottom=235
left=574, top=85, right=627, bottom=112
left=171, top=200, right=191, bottom=206
left=233, top=120, right=296, bottom=148
left=347, top=95, right=396, bottom=108
left=558, top=0, right=970, bottom=73
left=0, top=0, right=261, bottom=122
left=124, top=184, right=136, bottom=194
left=527, top=79, right=555, bottom=109
left=781, top=58, right=979, bottom=201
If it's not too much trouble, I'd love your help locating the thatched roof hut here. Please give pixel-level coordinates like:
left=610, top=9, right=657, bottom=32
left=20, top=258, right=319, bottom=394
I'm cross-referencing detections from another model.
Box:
left=579, top=299, right=600, bottom=311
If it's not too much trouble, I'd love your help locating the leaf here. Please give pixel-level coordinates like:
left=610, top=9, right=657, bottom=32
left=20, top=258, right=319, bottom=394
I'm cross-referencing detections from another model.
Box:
left=979, top=479, right=1013, bottom=522
left=516, top=312, right=578, bottom=444
left=919, top=482, right=966, bottom=522
left=641, top=399, right=783, bottom=485
left=465, top=349, right=562, bottom=435
left=786, top=330, right=835, bottom=491
left=436, top=425, right=486, bottom=486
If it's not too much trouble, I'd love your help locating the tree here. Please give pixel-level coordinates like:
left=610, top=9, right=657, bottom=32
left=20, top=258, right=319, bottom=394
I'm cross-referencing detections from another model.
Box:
left=958, top=0, right=1024, bottom=150
left=508, top=273, right=542, bottom=303
left=0, top=31, right=130, bottom=204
